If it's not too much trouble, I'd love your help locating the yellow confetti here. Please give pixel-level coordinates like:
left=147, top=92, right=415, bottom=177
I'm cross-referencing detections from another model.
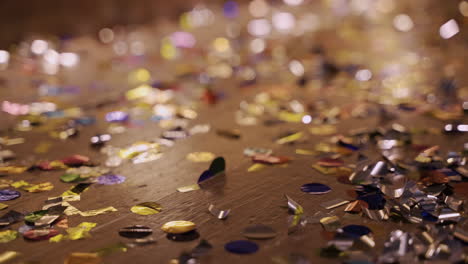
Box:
left=22, top=182, right=54, bottom=193
left=312, top=164, right=339, bottom=175
left=177, top=184, right=200, bottom=193
left=0, top=251, right=20, bottom=263
left=79, top=206, right=117, bottom=217
left=0, top=230, right=17, bottom=243
left=309, top=125, right=337, bottom=136
left=0, top=180, right=13, bottom=188
left=34, top=141, right=52, bottom=153
left=66, top=222, right=97, bottom=240
left=64, top=252, right=102, bottom=264
left=0, top=166, right=27, bottom=174
left=276, top=132, right=303, bottom=145
left=277, top=111, right=304, bottom=122
left=161, top=221, right=196, bottom=234
left=131, top=202, right=162, bottom=215
left=186, top=152, right=215, bottom=162
left=295, top=149, right=316, bottom=155
left=49, top=234, right=65, bottom=243
left=11, top=180, right=29, bottom=188
left=0, top=203, right=7, bottom=211
left=247, top=163, right=266, bottom=172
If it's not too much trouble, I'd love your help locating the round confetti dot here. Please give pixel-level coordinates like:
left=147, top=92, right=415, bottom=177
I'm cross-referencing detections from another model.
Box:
left=300, top=183, right=331, bottom=194
left=97, top=174, right=126, bottom=185
left=341, top=225, right=372, bottom=238
left=0, top=189, right=21, bottom=201
left=161, top=221, right=196, bottom=234
left=225, top=240, right=259, bottom=254
left=118, top=225, right=152, bottom=238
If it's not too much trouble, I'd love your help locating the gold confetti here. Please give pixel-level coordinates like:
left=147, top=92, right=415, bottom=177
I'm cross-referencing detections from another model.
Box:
left=177, top=184, right=200, bottom=193
left=0, top=230, right=17, bottom=243
left=186, top=152, right=215, bottom=162
left=131, top=202, right=162, bottom=215
left=66, top=222, right=97, bottom=240
left=295, top=149, right=316, bottom=155
left=11, top=180, right=29, bottom=188
left=0, top=251, right=20, bottom=263
left=277, top=111, right=303, bottom=122
left=276, top=132, right=303, bottom=145
left=22, top=182, right=54, bottom=193
left=0, top=166, right=27, bottom=175
left=0, top=203, right=7, bottom=211
left=247, top=163, right=266, bottom=172
left=64, top=252, right=102, bottom=264
left=34, top=141, right=52, bottom=153
left=309, top=125, right=337, bottom=136
left=161, top=221, right=196, bottom=234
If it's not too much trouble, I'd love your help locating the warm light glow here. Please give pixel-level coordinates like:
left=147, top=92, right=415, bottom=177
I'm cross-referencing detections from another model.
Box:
left=299, top=14, right=320, bottom=32
left=393, top=14, right=413, bottom=32
left=31, top=40, right=48, bottom=55
left=247, top=19, right=271, bottom=36
left=355, top=69, right=372, bottom=81
left=376, top=0, right=395, bottom=13
left=99, top=28, right=114, bottom=43
left=171, top=32, right=196, bottom=48
left=249, top=0, right=269, bottom=17
left=113, top=41, right=128, bottom=56
left=60, top=52, right=79, bottom=67
left=0, top=50, right=9, bottom=68
left=160, top=38, right=178, bottom=60
left=460, top=1, right=468, bottom=16
left=283, top=0, right=303, bottom=6
left=213, top=37, right=230, bottom=53
left=302, top=115, right=312, bottom=124
left=250, top=38, right=266, bottom=53
left=130, top=41, right=145, bottom=56
left=439, top=19, right=459, bottom=39
left=272, top=12, right=296, bottom=33
left=289, top=60, right=305, bottom=76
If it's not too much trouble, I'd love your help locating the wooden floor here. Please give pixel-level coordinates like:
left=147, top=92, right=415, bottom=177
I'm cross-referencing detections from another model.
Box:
left=0, top=2, right=467, bottom=264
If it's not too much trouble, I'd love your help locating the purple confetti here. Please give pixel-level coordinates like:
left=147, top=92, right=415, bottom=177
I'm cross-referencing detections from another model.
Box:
left=97, top=174, right=126, bottom=185
left=0, top=189, right=21, bottom=201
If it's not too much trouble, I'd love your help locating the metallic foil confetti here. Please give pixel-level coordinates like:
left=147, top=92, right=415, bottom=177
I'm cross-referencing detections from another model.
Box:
left=177, top=184, right=200, bottom=193
left=23, top=229, right=60, bottom=241
left=161, top=221, right=196, bottom=234
left=130, top=202, right=162, bottom=215
left=208, top=204, right=230, bottom=220
left=320, top=198, right=350, bottom=209
left=119, top=225, right=152, bottom=239
left=96, top=174, right=126, bottom=185
left=0, top=190, right=20, bottom=201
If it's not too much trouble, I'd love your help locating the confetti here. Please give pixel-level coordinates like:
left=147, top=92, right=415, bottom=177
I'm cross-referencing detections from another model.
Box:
left=300, top=183, right=331, bottom=194
left=161, top=221, right=196, bottom=234
left=119, top=225, right=152, bottom=239
left=130, top=202, right=162, bottom=215
left=186, top=152, right=215, bottom=162
left=225, top=240, right=259, bottom=254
